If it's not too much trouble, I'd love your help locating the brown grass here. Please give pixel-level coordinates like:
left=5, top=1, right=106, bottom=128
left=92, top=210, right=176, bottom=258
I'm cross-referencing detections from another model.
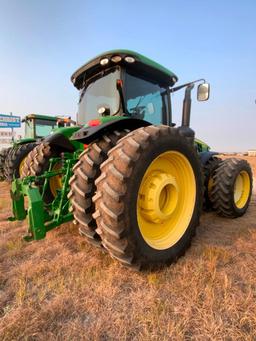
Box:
left=0, top=157, right=256, bottom=340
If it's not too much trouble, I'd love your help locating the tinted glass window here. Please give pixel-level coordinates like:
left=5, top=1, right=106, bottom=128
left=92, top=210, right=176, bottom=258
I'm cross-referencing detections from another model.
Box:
left=124, top=72, right=167, bottom=125
left=77, top=68, right=120, bottom=125
left=35, top=119, right=56, bottom=138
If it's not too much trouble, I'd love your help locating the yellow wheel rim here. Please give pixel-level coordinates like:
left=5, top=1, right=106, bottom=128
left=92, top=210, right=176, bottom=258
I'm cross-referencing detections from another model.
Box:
left=234, top=171, right=250, bottom=209
left=49, top=162, right=62, bottom=197
left=137, top=151, right=196, bottom=250
left=19, top=157, right=26, bottom=176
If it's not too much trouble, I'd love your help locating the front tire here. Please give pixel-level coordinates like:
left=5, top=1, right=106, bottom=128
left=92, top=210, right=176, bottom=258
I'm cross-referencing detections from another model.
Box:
left=93, top=126, right=203, bottom=269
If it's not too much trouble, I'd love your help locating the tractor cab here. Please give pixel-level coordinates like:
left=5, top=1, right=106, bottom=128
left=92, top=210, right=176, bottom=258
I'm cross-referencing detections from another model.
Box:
left=72, top=50, right=178, bottom=127
left=23, top=114, right=76, bottom=140
left=23, top=114, right=59, bottom=139
left=71, top=50, right=210, bottom=145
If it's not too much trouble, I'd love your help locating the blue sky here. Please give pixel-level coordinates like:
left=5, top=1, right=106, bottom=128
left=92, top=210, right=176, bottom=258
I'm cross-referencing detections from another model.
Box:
left=0, top=0, right=255, bottom=151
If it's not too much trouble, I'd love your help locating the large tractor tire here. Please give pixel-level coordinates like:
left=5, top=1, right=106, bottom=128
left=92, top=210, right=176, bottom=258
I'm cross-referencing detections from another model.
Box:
left=0, top=147, right=12, bottom=181
left=21, top=142, right=62, bottom=203
left=93, top=125, right=203, bottom=270
left=203, top=156, right=222, bottom=210
left=4, top=143, right=37, bottom=182
left=68, top=130, right=127, bottom=247
left=211, top=158, right=253, bottom=218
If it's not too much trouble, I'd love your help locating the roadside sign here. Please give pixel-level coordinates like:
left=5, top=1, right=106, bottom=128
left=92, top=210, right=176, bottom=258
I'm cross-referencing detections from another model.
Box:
left=0, top=114, right=21, bottom=128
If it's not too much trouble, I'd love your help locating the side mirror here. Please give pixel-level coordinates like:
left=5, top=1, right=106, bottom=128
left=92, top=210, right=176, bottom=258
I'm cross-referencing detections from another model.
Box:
left=197, top=83, right=210, bottom=101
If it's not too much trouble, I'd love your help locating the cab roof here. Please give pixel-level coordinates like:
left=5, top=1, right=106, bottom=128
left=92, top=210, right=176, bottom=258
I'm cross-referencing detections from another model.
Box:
left=23, top=114, right=71, bottom=122
left=24, top=114, right=58, bottom=121
left=71, top=49, right=178, bottom=90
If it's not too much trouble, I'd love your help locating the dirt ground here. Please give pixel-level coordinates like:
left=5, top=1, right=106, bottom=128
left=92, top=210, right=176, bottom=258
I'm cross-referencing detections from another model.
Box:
left=0, top=157, right=256, bottom=340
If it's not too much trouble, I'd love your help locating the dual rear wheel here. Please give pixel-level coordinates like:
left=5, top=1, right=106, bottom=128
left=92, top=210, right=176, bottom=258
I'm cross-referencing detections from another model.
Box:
left=69, top=126, right=203, bottom=269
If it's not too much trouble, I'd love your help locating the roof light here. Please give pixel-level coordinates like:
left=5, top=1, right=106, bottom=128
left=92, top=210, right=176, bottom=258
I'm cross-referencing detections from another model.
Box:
left=98, top=107, right=106, bottom=115
left=100, top=58, right=109, bottom=66
left=124, top=56, right=135, bottom=63
left=111, top=55, right=122, bottom=63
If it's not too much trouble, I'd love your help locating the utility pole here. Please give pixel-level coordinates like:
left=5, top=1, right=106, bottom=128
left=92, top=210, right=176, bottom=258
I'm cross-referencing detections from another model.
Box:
left=10, top=112, right=14, bottom=142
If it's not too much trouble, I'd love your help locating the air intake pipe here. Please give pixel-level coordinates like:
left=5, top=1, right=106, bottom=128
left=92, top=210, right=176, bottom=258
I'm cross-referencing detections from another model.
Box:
left=182, top=84, right=194, bottom=127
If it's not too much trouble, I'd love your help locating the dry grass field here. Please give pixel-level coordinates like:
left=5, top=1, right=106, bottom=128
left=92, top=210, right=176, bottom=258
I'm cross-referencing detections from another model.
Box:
left=0, top=157, right=255, bottom=340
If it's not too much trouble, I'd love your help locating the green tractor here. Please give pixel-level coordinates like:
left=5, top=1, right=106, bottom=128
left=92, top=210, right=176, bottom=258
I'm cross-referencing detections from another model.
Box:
left=0, top=114, right=75, bottom=182
left=9, top=50, right=253, bottom=270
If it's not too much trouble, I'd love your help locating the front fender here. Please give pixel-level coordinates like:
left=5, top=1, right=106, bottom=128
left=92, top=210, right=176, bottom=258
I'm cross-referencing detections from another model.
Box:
left=71, top=118, right=152, bottom=144
left=44, top=126, right=83, bottom=152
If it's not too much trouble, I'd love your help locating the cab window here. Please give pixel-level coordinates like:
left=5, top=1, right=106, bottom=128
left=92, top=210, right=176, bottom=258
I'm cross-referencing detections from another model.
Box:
left=124, top=71, right=167, bottom=124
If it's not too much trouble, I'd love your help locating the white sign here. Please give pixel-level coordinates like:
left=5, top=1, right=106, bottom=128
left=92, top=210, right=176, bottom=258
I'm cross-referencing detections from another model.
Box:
left=0, top=131, right=16, bottom=137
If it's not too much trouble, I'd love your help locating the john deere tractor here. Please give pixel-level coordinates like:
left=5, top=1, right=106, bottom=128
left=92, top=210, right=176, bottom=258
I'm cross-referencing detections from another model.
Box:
left=0, top=114, right=74, bottom=181
left=9, top=50, right=253, bottom=270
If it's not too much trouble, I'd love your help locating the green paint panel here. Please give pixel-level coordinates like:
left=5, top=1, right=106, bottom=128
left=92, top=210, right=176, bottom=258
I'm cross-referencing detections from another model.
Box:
left=14, top=138, right=36, bottom=146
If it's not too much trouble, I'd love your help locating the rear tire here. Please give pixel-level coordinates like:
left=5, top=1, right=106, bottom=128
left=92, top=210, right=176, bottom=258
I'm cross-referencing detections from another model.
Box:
left=93, top=126, right=203, bottom=270
left=0, top=147, right=12, bottom=181
left=211, top=158, right=253, bottom=218
left=68, top=130, right=127, bottom=247
left=4, top=143, right=37, bottom=181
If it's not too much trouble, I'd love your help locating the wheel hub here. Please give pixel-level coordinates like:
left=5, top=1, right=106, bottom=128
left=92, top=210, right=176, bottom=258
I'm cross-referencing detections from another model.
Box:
left=138, top=171, right=179, bottom=224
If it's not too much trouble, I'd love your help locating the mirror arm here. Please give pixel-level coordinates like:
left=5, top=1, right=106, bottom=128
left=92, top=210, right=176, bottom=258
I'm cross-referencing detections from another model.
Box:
left=170, top=79, right=205, bottom=93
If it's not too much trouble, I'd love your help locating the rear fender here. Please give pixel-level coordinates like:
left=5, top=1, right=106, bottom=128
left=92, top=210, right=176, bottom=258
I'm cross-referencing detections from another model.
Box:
left=199, top=151, right=219, bottom=165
